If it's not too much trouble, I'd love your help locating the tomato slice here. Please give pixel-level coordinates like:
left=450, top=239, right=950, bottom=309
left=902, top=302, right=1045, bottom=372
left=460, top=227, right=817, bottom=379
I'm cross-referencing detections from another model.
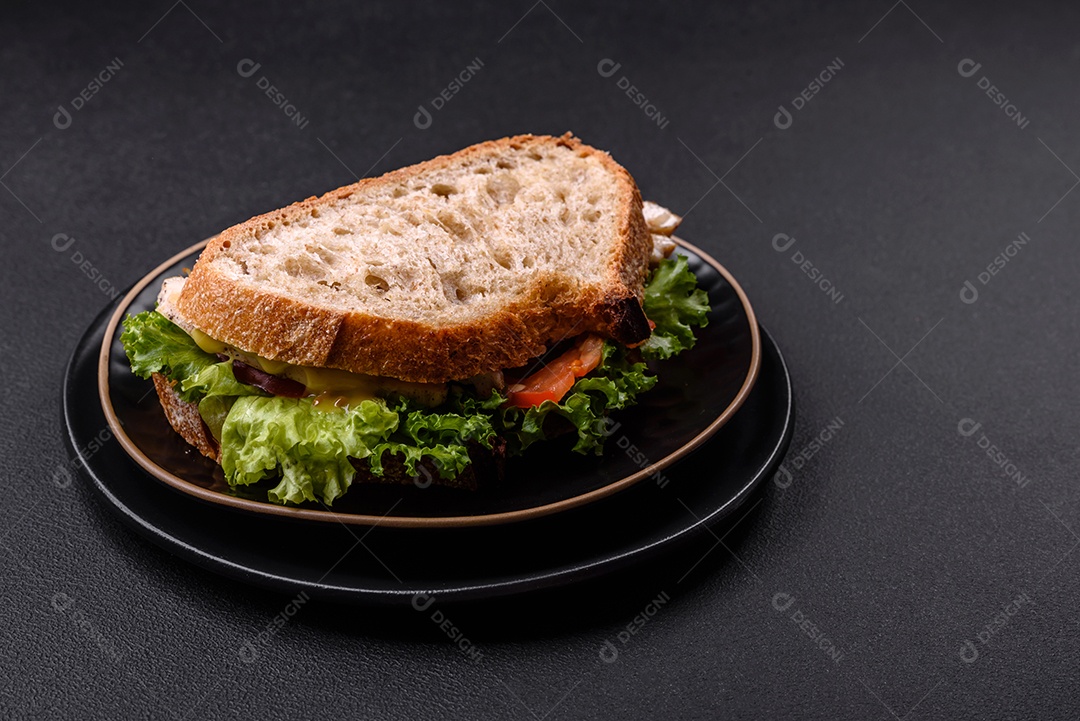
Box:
left=506, top=334, right=605, bottom=408
left=571, top=334, right=604, bottom=373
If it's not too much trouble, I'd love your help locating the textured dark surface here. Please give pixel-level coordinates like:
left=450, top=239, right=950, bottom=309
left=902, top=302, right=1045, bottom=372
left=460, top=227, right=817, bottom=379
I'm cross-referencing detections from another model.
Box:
left=3, top=1, right=1078, bottom=718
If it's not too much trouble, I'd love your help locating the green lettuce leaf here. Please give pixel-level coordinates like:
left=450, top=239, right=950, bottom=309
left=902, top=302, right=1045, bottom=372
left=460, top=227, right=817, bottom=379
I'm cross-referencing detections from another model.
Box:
left=183, top=360, right=265, bottom=401
left=188, top=363, right=268, bottom=442
left=220, top=396, right=399, bottom=506
left=197, top=395, right=234, bottom=442
left=121, top=311, right=265, bottom=436
left=368, top=400, right=499, bottom=479
left=640, top=255, right=711, bottom=360
left=121, top=311, right=219, bottom=402
left=368, top=441, right=474, bottom=480
left=399, top=406, right=497, bottom=449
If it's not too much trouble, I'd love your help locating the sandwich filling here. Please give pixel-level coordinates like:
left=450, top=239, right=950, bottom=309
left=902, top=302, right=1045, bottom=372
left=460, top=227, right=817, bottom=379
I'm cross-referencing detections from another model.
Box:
left=119, top=204, right=710, bottom=506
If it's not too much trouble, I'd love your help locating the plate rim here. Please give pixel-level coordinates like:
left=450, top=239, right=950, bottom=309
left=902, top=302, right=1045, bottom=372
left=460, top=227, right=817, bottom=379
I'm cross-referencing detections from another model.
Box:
left=98, top=237, right=761, bottom=529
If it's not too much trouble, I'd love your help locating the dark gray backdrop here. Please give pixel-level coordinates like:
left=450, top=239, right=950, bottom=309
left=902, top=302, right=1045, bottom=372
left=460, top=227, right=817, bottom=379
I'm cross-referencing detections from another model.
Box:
left=3, top=1, right=1078, bottom=718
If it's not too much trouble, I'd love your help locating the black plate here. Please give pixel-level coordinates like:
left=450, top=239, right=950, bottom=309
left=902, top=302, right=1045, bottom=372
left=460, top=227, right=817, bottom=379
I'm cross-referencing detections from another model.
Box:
left=98, top=240, right=762, bottom=527
left=66, top=299, right=792, bottom=604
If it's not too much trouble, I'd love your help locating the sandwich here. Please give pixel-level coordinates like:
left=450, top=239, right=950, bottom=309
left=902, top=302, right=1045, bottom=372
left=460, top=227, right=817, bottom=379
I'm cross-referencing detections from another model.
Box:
left=120, top=133, right=709, bottom=505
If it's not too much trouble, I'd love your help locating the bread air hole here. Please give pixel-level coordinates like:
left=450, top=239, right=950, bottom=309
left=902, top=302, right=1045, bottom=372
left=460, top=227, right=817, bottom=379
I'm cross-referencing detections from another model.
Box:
left=496, top=159, right=515, bottom=170
left=583, top=209, right=601, bottom=222
left=431, top=183, right=456, bottom=197
left=365, top=274, right=389, bottom=293
left=437, top=211, right=471, bottom=241
left=486, top=174, right=520, bottom=205
left=332, top=227, right=351, bottom=235
left=455, top=287, right=468, bottom=302
left=310, top=245, right=337, bottom=265
left=391, top=187, right=407, bottom=198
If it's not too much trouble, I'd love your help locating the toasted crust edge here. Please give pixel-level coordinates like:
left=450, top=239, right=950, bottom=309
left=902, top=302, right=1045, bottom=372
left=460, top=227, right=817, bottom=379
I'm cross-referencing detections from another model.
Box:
left=152, top=373, right=221, bottom=463
left=176, top=133, right=653, bottom=383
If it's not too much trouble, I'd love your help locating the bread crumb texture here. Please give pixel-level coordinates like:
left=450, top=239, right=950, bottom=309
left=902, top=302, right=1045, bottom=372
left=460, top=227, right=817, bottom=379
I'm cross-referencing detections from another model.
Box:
left=218, top=138, right=624, bottom=324
left=175, top=134, right=652, bottom=382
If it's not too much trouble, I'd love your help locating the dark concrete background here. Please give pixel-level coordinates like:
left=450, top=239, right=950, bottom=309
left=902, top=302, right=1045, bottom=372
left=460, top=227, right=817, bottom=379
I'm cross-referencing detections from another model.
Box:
left=3, top=1, right=1078, bottom=718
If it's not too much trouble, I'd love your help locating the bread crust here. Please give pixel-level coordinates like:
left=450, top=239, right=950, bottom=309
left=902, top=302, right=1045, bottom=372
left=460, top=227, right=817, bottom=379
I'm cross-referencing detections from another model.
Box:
left=176, top=133, right=653, bottom=383
left=152, top=372, right=221, bottom=462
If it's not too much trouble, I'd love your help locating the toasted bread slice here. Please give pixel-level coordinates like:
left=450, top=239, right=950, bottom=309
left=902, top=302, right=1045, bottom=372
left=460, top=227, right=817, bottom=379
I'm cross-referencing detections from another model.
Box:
left=175, top=133, right=652, bottom=383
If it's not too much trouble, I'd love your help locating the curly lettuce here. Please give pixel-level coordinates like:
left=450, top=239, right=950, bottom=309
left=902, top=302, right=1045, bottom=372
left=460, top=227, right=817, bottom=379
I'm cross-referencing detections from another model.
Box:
left=640, top=254, right=711, bottom=360
left=220, top=396, right=398, bottom=505
left=369, top=401, right=499, bottom=480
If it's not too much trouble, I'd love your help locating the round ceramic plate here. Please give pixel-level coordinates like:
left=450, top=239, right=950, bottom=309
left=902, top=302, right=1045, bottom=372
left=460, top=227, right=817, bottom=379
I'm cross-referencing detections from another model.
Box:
left=66, top=312, right=792, bottom=604
left=94, top=238, right=761, bottom=528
